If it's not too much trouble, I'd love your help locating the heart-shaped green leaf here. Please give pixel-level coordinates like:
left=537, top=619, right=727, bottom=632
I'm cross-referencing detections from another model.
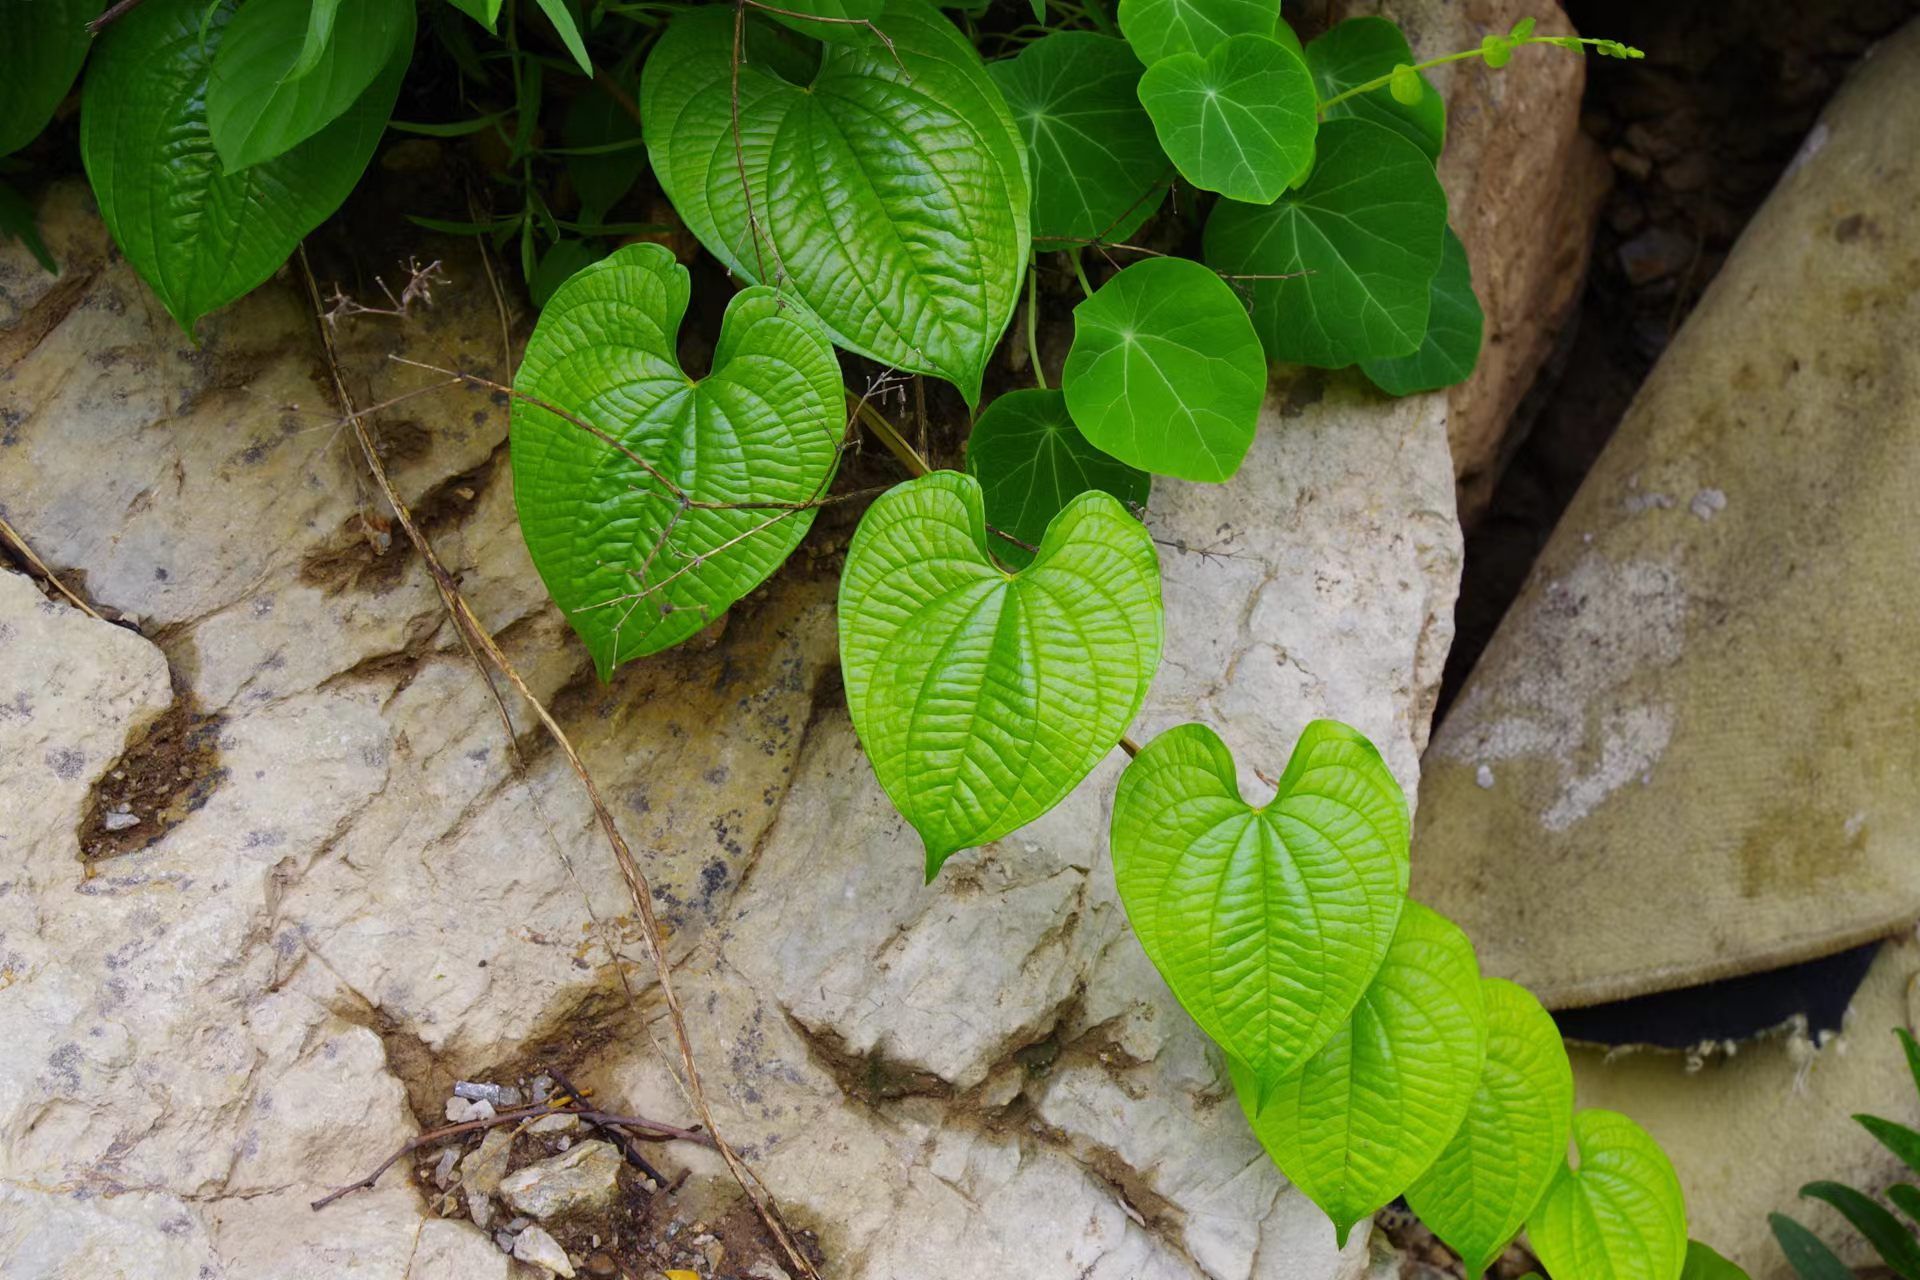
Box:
left=1361, top=227, right=1483, bottom=395
left=642, top=3, right=1029, bottom=407
left=1529, top=1110, right=1689, bottom=1280
left=1406, top=978, right=1575, bottom=1279
left=1306, top=16, right=1445, bottom=161
left=1116, top=0, right=1278, bottom=64
left=839, top=471, right=1162, bottom=879
left=965, top=389, right=1151, bottom=570
left=1234, top=900, right=1486, bottom=1247
left=1060, top=256, right=1267, bottom=483
left=1136, top=33, right=1317, bottom=205
left=1680, top=1241, right=1750, bottom=1280
left=207, top=0, right=415, bottom=173
left=80, top=0, right=405, bottom=334
left=511, top=243, right=844, bottom=676
left=1, top=0, right=98, bottom=157
left=987, top=33, right=1167, bottom=248
left=1204, top=117, right=1446, bottom=367
left=761, top=0, right=883, bottom=44
left=1111, top=720, right=1410, bottom=1086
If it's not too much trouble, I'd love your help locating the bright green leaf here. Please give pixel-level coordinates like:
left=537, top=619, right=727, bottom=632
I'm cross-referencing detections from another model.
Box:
left=1116, top=0, right=1275, bottom=64
left=987, top=33, right=1167, bottom=248
left=535, top=0, right=594, bottom=75
left=0, top=0, right=98, bottom=157
left=1798, top=1181, right=1920, bottom=1278
left=839, top=471, right=1162, bottom=878
left=1769, top=1214, right=1852, bottom=1280
left=1136, top=33, right=1317, bottom=205
left=1204, top=117, right=1446, bottom=367
left=642, top=3, right=1030, bottom=407
left=1306, top=17, right=1445, bottom=161
left=965, top=388, right=1151, bottom=569
left=445, top=0, right=504, bottom=33
left=510, top=243, right=845, bottom=674
left=1681, top=1240, right=1751, bottom=1280
left=1360, top=227, right=1483, bottom=395
left=287, top=0, right=343, bottom=81
left=1111, top=720, right=1410, bottom=1088
left=564, top=83, right=646, bottom=224
left=1235, top=901, right=1486, bottom=1247
left=81, top=0, right=403, bottom=334
left=1406, top=978, right=1574, bottom=1279
left=206, top=0, right=414, bottom=173
left=0, top=179, right=57, bottom=273
left=1529, top=1110, right=1689, bottom=1280
left=1060, top=256, right=1266, bottom=483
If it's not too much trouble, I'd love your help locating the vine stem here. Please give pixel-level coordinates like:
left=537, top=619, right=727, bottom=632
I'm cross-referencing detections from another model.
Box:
left=1069, top=248, right=1095, bottom=299
left=1315, top=35, right=1641, bottom=114
left=1025, top=261, right=1046, bottom=390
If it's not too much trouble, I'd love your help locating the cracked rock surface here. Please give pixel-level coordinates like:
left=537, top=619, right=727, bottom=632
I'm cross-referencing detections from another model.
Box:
left=0, top=175, right=1459, bottom=1279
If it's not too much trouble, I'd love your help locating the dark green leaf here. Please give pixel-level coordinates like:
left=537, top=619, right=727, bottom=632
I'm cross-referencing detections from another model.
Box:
left=81, top=0, right=405, bottom=334
left=564, top=84, right=646, bottom=223
left=1859, top=1114, right=1920, bottom=1180
left=987, top=32, right=1167, bottom=248
left=1116, top=0, right=1275, bottom=63
left=1770, top=1213, right=1853, bottom=1280
left=965, top=388, right=1150, bottom=568
left=534, top=0, right=594, bottom=75
left=760, top=0, right=883, bottom=45
left=1891, top=1185, right=1920, bottom=1227
left=642, top=3, right=1030, bottom=406
left=1681, top=1240, right=1751, bottom=1280
left=0, top=179, right=57, bottom=273
left=511, top=243, right=846, bottom=673
left=1899, top=1028, right=1920, bottom=1098
left=1060, top=255, right=1266, bottom=483
left=1306, top=16, right=1445, bottom=161
left=1136, top=32, right=1317, bottom=205
left=1360, top=227, right=1483, bottom=395
left=207, top=0, right=415, bottom=173
left=445, top=0, right=503, bottom=32
left=1800, top=1181, right=1920, bottom=1279
left=1204, top=117, right=1446, bottom=366
left=0, top=0, right=99, bottom=157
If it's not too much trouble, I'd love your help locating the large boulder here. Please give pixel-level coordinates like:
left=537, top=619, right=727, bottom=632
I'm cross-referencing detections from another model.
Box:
left=1413, top=20, right=1920, bottom=1008
left=0, top=198, right=1457, bottom=1280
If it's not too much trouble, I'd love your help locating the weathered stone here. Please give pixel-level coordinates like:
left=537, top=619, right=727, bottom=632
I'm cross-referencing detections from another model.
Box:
left=1414, top=20, right=1920, bottom=1008
left=499, top=1140, right=624, bottom=1219
left=0, top=162, right=1462, bottom=1278
left=407, top=1219, right=512, bottom=1280
left=460, top=1127, right=518, bottom=1201
left=1571, top=936, right=1920, bottom=1279
left=511, top=1224, right=576, bottom=1277
left=1336, top=0, right=1611, bottom=518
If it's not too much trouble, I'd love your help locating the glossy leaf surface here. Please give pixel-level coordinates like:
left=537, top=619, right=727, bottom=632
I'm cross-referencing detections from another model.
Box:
left=1360, top=226, right=1483, bottom=395
left=1137, top=32, right=1317, bottom=205
left=0, top=0, right=98, bottom=157
left=987, top=33, right=1166, bottom=247
left=1237, top=901, right=1487, bottom=1246
left=1116, top=0, right=1277, bottom=64
left=965, top=389, right=1150, bottom=570
left=840, top=471, right=1162, bottom=878
left=1061, top=256, right=1266, bottom=483
left=80, top=0, right=403, bottom=333
left=1530, top=1110, right=1689, bottom=1280
left=1111, top=720, right=1410, bottom=1086
left=643, top=3, right=1029, bottom=405
left=511, top=244, right=843, bottom=674
left=1407, top=978, right=1575, bottom=1278
left=1204, top=117, right=1446, bottom=366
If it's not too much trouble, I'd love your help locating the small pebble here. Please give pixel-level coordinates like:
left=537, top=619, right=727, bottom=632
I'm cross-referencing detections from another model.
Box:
left=432, top=1146, right=461, bottom=1189
left=1475, top=764, right=1495, bottom=790
left=454, top=1080, right=525, bottom=1108
left=511, top=1225, right=577, bottom=1277
left=102, top=810, right=140, bottom=831
left=1690, top=487, right=1727, bottom=521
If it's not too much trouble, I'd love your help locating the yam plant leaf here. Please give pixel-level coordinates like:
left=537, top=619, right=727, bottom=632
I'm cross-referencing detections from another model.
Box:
left=1406, top=978, right=1575, bottom=1279
left=1360, top=227, right=1483, bottom=395
left=1680, top=1241, right=1751, bottom=1280
left=0, top=0, right=99, bottom=157
left=564, top=80, right=647, bottom=224
left=1892, top=1184, right=1920, bottom=1226
left=1204, top=117, right=1446, bottom=367
left=1060, top=256, right=1267, bottom=483
left=1769, top=1213, right=1853, bottom=1280
left=965, top=389, right=1151, bottom=570
left=987, top=33, right=1167, bottom=247
left=1136, top=32, right=1318, bottom=205
left=80, top=0, right=403, bottom=335
left=839, top=471, right=1162, bottom=879
left=534, top=0, right=594, bottom=75
left=1529, top=1110, right=1689, bottom=1280
left=1116, top=0, right=1277, bottom=64
left=445, top=0, right=504, bottom=32
left=1235, top=901, right=1487, bottom=1247
left=207, top=0, right=415, bottom=173
left=1111, top=720, right=1410, bottom=1087
left=642, top=3, right=1029, bottom=407
left=760, top=0, right=883, bottom=43
left=1305, top=16, right=1445, bottom=161
left=287, top=0, right=343, bottom=81
left=1798, top=1182, right=1920, bottom=1279
left=511, top=243, right=844, bottom=676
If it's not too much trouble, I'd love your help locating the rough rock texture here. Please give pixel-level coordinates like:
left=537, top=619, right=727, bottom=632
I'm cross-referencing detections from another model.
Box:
left=498, top=1141, right=624, bottom=1219
left=0, top=175, right=1458, bottom=1277
left=1571, top=935, right=1920, bottom=1279
left=1333, top=0, right=1611, bottom=518
left=1414, top=20, right=1920, bottom=1009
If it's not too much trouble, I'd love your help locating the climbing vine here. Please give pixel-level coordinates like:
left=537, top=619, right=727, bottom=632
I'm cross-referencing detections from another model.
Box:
left=3, top=0, right=1732, bottom=1275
